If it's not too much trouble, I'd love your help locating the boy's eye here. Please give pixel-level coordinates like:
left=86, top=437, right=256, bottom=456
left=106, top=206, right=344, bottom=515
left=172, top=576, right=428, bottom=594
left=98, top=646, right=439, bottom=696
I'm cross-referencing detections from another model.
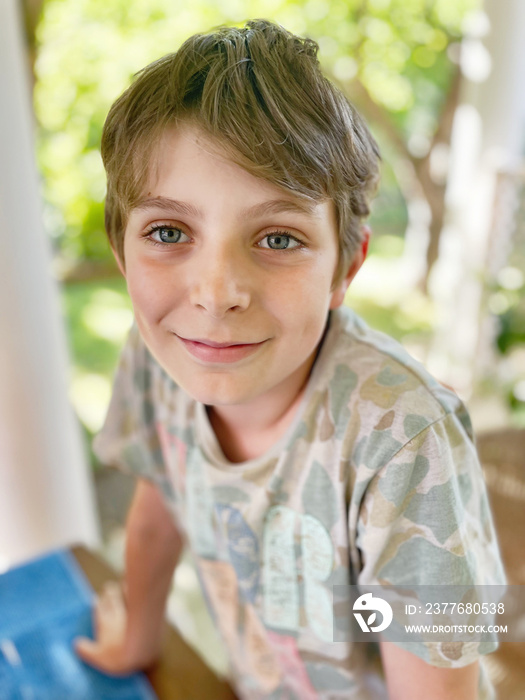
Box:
left=147, top=225, right=190, bottom=244
left=258, top=232, right=301, bottom=250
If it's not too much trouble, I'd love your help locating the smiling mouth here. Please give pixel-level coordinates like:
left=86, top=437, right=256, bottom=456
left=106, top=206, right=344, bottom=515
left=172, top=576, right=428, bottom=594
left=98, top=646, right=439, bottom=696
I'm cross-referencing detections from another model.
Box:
left=175, top=334, right=268, bottom=363
left=178, top=336, right=261, bottom=348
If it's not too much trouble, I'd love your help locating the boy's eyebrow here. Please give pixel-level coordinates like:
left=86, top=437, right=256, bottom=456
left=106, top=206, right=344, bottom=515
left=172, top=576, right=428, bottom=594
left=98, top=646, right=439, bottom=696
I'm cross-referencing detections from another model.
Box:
left=134, top=196, right=321, bottom=219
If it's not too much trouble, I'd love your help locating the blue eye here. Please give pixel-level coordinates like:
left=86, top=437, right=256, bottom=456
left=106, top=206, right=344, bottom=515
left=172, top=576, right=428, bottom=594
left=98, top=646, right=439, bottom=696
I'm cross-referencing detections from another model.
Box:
left=259, top=232, right=301, bottom=250
left=148, top=225, right=190, bottom=244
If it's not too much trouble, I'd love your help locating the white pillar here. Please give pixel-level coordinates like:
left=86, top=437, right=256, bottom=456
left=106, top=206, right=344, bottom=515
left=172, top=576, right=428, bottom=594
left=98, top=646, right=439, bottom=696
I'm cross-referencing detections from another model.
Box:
left=0, top=0, right=99, bottom=569
left=428, top=0, right=525, bottom=397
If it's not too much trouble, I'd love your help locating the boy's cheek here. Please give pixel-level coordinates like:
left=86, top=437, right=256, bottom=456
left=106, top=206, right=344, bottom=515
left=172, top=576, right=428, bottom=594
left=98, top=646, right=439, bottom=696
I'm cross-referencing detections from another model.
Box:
left=125, top=272, right=169, bottom=325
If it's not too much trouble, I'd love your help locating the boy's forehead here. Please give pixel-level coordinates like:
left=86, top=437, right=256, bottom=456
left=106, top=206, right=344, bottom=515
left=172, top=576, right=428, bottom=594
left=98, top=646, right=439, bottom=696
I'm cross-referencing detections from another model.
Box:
left=159, top=124, right=228, bottom=162
left=148, top=124, right=241, bottom=180
left=136, top=125, right=336, bottom=222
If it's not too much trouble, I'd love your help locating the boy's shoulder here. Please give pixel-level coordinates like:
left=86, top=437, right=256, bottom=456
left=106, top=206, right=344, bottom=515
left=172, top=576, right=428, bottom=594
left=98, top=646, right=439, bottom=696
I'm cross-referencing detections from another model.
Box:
left=319, top=306, right=474, bottom=448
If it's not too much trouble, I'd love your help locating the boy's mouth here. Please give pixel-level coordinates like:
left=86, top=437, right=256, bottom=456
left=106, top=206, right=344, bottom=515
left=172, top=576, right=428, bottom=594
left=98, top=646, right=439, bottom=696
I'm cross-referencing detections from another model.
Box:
left=175, top=334, right=268, bottom=363
left=180, top=336, right=258, bottom=348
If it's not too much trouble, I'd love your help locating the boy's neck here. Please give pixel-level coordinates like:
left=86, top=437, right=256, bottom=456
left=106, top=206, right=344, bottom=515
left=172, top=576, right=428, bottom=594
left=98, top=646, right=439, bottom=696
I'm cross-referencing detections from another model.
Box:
left=206, top=350, right=316, bottom=463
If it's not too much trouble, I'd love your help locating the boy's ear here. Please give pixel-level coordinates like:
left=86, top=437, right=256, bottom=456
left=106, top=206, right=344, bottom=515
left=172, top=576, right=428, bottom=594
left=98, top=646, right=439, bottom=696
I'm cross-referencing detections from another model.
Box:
left=329, top=225, right=370, bottom=310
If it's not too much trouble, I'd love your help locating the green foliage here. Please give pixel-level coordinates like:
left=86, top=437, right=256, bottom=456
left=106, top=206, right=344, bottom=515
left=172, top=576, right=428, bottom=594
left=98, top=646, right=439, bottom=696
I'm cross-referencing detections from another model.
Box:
left=62, top=277, right=132, bottom=375
left=34, top=0, right=480, bottom=263
left=61, top=277, right=133, bottom=440
left=489, top=258, right=525, bottom=424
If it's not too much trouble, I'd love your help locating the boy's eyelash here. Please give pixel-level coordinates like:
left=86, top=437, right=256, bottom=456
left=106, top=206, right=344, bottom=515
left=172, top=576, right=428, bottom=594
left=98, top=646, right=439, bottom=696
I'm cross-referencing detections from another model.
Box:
left=146, top=223, right=179, bottom=233
left=259, top=230, right=305, bottom=250
left=141, top=225, right=305, bottom=250
left=142, top=223, right=186, bottom=246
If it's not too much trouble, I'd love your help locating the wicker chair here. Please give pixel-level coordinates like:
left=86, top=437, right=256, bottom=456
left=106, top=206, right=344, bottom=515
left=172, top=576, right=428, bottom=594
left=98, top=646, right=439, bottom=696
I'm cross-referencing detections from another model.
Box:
left=477, top=428, right=525, bottom=699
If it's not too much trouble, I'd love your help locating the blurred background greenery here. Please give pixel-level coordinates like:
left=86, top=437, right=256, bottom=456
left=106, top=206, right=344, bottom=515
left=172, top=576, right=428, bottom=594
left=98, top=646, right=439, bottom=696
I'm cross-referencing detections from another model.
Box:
left=25, top=0, right=525, bottom=464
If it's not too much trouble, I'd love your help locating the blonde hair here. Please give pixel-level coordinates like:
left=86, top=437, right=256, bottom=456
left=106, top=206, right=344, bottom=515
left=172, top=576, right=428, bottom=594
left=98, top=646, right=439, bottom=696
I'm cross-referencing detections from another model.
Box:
left=101, top=18, right=380, bottom=283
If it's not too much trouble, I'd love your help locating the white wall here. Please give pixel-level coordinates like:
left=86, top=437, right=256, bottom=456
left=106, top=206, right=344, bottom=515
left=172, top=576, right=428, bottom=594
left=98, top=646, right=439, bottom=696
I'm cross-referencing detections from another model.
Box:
left=428, top=0, right=525, bottom=398
left=0, top=0, right=99, bottom=568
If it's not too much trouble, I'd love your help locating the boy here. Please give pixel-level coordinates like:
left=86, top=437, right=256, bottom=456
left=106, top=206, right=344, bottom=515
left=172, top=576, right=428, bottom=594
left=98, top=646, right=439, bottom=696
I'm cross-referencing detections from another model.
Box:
left=74, top=19, right=504, bottom=699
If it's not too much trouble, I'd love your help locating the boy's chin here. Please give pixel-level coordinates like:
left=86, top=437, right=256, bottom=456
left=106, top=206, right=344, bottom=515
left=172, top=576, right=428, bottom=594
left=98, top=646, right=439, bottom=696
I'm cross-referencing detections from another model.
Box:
left=177, top=376, right=263, bottom=408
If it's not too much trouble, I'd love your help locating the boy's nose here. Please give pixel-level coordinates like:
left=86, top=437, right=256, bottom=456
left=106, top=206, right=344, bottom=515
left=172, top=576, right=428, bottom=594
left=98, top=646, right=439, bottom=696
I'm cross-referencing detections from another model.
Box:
left=188, top=252, right=251, bottom=318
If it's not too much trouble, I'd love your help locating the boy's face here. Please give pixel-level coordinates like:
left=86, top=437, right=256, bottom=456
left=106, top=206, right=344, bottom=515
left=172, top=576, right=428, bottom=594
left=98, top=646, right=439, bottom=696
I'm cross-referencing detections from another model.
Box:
left=120, top=126, right=364, bottom=411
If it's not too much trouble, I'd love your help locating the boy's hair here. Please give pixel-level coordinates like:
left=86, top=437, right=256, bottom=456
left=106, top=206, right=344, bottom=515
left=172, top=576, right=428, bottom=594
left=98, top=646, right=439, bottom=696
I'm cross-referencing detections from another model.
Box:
left=101, top=18, right=380, bottom=284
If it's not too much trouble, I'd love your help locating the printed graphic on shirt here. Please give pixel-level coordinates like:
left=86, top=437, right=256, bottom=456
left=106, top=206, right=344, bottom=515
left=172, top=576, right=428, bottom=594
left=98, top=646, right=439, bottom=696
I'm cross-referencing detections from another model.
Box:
left=216, top=504, right=259, bottom=603
left=263, top=506, right=299, bottom=632
left=186, top=446, right=216, bottom=557
left=302, top=514, right=334, bottom=642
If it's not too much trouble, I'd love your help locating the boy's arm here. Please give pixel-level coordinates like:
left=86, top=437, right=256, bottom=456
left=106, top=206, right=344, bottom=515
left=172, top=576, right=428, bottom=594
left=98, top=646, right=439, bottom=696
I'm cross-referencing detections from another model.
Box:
left=75, top=478, right=183, bottom=674
left=379, top=640, right=479, bottom=700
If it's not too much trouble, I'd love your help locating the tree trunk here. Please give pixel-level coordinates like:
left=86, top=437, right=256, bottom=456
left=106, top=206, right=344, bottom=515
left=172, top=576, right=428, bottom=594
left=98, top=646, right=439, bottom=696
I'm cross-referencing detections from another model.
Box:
left=345, top=69, right=461, bottom=291
left=20, top=0, right=44, bottom=85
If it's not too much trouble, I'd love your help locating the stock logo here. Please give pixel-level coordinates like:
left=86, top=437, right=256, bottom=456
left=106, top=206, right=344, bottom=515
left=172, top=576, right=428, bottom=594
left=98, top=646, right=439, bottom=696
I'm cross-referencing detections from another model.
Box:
left=353, top=593, right=393, bottom=633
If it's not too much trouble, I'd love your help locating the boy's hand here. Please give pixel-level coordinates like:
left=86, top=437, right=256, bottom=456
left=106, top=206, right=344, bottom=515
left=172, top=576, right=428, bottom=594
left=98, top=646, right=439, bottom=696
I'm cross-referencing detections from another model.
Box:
left=74, top=480, right=182, bottom=677
left=74, top=581, right=159, bottom=676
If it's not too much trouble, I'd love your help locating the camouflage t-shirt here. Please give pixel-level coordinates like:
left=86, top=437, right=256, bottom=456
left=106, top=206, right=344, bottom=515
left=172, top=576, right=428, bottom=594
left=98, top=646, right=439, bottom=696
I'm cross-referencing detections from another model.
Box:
left=94, top=306, right=504, bottom=700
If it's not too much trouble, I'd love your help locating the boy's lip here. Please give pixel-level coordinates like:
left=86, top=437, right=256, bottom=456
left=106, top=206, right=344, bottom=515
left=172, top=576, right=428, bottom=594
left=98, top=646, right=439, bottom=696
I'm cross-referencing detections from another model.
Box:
left=175, top=334, right=268, bottom=363
left=176, top=335, right=264, bottom=348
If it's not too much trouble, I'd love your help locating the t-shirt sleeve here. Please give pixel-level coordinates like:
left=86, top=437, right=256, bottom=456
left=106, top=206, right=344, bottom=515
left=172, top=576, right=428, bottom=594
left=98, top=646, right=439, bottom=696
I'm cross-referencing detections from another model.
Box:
left=353, top=408, right=506, bottom=668
left=92, top=324, right=175, bottom=501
